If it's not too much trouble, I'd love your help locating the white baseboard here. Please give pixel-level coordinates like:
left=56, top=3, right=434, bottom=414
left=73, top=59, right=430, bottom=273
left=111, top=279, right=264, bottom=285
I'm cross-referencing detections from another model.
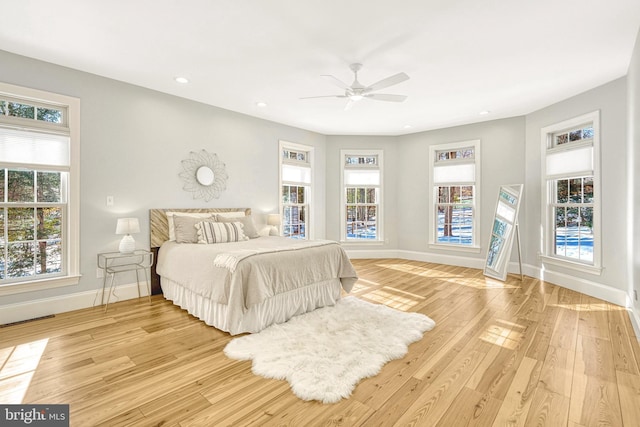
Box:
left=346, top=249, right=487, bottom=269
left=533, top=267, right=629, bottom=307
left=0, top=281, right=150, bottom=325
left=398, top=250, right=486, bottom=269
left=4, top=252, right=638, bottom=340
left=348, top=249, right=529, bottom=274
left=628, top=307, right=640, bottom=338
left=345, top=249, right=402, bottom=260
left=347, top=248, right=637, bottom=339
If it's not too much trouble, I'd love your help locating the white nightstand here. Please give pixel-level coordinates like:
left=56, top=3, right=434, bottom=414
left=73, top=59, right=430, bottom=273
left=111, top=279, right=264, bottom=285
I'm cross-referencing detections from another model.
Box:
left=97, top=249, right=154, bottom=312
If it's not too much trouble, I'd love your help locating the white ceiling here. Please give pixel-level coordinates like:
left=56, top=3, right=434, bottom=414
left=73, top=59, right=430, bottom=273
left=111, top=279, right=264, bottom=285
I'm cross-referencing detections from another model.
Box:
left=1, top=0, right=639, bottom=135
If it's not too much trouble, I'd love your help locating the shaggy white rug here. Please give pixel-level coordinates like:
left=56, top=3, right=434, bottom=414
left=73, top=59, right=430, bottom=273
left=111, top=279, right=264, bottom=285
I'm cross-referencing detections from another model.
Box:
left=223, top=296, right=436, bottom=403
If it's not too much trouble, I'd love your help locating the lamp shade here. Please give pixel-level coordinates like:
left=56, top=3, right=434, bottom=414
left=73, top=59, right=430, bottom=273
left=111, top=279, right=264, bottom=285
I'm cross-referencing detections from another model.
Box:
left=116, top=218, right=140, bottom=235
left=267, top=214, right=281, bottom=226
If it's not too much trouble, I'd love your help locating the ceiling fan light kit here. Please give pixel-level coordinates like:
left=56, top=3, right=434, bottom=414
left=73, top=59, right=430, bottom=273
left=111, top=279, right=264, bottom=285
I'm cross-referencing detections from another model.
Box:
left=302, top=63, right=409, bottom=110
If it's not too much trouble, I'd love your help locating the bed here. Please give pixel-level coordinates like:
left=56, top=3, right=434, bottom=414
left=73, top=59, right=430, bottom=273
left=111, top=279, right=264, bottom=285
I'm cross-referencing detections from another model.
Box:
left=149, top=208, right=358, bottom=335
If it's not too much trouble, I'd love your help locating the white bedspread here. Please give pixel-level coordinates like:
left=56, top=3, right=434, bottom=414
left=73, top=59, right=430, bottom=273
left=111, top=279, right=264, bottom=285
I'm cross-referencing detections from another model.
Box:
left=156, top=236, right=358, bottom=312
left=213, top=239, right=335, bottom=272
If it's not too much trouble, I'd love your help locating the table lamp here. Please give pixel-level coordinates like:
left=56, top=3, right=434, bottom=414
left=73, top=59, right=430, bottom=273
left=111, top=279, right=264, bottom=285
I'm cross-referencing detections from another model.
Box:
left=116, top=217, right=140, bottom=253
left=267, top=214, right=281, bottom=236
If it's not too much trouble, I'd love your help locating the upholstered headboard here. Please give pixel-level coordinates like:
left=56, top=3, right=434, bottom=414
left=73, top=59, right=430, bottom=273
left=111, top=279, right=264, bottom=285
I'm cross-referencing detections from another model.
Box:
left=148, top=208, right=251, bottom=294
left=149, top=207, right=251, bottom=249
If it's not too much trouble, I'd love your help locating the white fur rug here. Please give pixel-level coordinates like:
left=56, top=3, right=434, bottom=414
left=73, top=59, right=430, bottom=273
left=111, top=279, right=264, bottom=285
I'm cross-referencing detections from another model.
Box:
left=223, top=296, right=436, bottom=403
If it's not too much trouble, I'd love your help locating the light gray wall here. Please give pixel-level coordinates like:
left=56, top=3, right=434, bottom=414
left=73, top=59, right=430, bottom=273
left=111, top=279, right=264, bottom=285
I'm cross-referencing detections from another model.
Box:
left=325, top=136, right=399, bottom=248
left=0, top=49, right=327, bottom=306
left=0, top=46, right=634, bottom=312
left=628, top=29, right=640, bottom=314
left=397, top=118, right=525, bottom=260
left=524, top=77, right=628, bottom=292
left=325, top=118, right=525, bottom=261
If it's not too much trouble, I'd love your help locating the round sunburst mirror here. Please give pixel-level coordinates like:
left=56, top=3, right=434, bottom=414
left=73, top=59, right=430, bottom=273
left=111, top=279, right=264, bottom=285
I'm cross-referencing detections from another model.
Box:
left=179, top=149, right=228, bottom=201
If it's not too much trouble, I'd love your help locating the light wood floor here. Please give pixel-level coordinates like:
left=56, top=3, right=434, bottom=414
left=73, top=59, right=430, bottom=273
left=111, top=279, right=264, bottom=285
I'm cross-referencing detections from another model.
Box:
left=2, top=259, right=640, bottom=426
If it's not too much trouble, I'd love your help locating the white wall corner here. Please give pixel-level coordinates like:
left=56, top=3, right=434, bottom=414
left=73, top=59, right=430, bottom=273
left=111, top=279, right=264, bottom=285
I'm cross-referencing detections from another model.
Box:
left=0, top=281, right=150, bottom=325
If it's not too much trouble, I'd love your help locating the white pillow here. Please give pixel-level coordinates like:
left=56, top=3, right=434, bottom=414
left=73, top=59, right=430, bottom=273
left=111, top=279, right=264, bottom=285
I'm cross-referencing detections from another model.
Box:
left=166, top=212, right=215, bottom=241
left=195, top=221, right=248, bottom=244
left=216, top=215, right=259, bottom=238
left=215, top=211, right=246, bottom=218
left=257, top=225, right=271, bottom=237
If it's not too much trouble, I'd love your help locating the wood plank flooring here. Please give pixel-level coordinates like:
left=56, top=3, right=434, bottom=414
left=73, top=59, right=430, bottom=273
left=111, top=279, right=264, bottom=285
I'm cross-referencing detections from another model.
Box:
left=1, top=259, right=639, bottom=426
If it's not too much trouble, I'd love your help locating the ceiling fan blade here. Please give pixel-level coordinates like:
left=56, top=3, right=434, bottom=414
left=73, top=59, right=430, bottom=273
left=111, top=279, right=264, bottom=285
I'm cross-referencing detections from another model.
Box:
left=321, top=75, right=350, bottom=91
left=299, top=95, right=348, bottom=99
left=365, top=93, right=407, bottom=102
left=364, top=72, right=409, bottom=93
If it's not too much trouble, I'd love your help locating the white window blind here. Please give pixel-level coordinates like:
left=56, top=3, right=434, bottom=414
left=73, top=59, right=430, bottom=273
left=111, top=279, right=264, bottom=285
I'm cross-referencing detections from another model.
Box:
left=433, top=163, right=475, bottom=184
left=344, top=169, right=380, bottom=186
left=282, top=164, right=311, bottom=184
left=546, top=145, right=593, bottom=178
left=0, top=127, right=69, bottom=168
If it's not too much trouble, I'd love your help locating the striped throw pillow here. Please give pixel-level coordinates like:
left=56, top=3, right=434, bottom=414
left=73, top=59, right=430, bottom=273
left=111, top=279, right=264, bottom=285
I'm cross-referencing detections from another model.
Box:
left=195, top=221, right=248, bottom=244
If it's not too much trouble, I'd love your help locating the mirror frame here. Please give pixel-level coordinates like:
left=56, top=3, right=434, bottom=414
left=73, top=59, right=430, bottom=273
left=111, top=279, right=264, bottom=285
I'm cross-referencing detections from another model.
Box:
left=179, top=149, right=229, bottom=201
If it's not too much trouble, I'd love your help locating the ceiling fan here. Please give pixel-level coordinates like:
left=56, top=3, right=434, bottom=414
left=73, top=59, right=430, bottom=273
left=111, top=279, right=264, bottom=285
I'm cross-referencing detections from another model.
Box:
left=301, top=63, right=409, bottom=110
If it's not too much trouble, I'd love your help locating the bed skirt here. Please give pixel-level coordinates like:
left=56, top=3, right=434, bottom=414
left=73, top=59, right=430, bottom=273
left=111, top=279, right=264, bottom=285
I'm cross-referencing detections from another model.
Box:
left=161, top=277, right=343, bottom=335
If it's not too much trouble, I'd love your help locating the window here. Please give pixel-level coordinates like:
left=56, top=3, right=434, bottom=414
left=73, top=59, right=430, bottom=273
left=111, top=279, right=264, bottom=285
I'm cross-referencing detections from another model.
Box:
left=279, top=141, right=313, bottom=240
left=541, top=111, right=600, bottom=271
left=341, top=150, right=383, bottom=241
left=0, top=96, right=64, bottom=127
left=429, top=140, right=480, bottom=250
left=0, top=82, right=80, bottom=295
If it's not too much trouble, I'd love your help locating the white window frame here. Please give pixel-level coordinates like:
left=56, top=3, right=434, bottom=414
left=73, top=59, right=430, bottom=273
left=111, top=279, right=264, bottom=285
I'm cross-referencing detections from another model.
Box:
left=340, top=149, right=384, bottom=243
left=540, top=111, right=602, bottom=275
left=0, top=82, right=80, bottom=296
left=279, top=140, right=313, bottom=240
left=428, top=140, right=481, bottom=252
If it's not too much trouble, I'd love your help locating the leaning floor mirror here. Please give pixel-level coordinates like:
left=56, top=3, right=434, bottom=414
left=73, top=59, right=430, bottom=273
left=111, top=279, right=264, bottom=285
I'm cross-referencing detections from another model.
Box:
left=484, top=184, right=523, bottom=281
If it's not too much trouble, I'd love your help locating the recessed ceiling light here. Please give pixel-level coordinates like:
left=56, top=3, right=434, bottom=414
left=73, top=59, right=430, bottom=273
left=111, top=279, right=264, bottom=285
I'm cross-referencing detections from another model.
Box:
left=479, top=110, right=490, bottom=115
left=256, top=101, right=268, bottom=108
left=175, top=77, right=189, bottom=84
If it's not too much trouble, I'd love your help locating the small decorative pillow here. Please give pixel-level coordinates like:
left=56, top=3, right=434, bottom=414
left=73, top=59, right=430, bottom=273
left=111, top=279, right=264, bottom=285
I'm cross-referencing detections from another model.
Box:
left=216, top=215, right=259, bottom=239
left=195, top=221, right=248, bottom=244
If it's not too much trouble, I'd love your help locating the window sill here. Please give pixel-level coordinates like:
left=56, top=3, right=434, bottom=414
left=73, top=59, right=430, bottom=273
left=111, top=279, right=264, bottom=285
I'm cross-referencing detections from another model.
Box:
left=539, top=254, right=603, bottom=276
left=428, top=243, right=482, bottom=254
left=0, top=274, right=81, bottom=296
